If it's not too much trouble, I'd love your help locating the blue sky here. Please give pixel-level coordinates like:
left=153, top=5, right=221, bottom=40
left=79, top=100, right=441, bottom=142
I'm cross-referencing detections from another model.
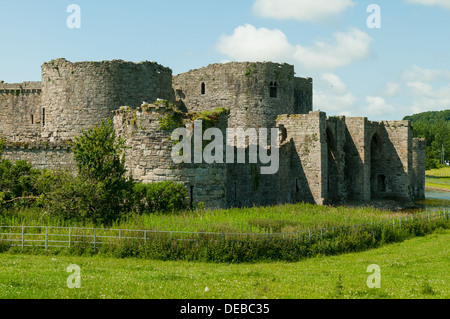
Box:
left=1, top=0, right=449, bottom=121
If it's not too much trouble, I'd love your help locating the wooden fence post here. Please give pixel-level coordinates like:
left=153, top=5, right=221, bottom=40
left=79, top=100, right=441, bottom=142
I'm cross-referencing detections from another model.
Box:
left=21, top=226, right=24, bottom=250
left=45, top=227, right=48, bottom=251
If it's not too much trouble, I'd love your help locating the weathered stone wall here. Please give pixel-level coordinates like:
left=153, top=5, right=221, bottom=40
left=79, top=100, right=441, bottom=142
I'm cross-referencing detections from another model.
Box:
left=173, top=62, right=313, bottom=131
left=1, top=142, right=75, bottom=171
left=412, top=138, right=426, bottom=199
left=0, top=82, right=42, bottom=142
left=294, top=77, right=313, bottom=114
left=343, top=118, right=414, bottom=203
left=41, top=58, right=174, bottom=141
left=325, top=116, right=347, bottom=204
left=277, top=112, right=327, bottom=205
left=344, top=117, right=370, bottom=202
left=113, top=104, right=229, bottom=209
left=373, top=121, right=413, bottom=201
left=225, top=141, right=293, bottom=208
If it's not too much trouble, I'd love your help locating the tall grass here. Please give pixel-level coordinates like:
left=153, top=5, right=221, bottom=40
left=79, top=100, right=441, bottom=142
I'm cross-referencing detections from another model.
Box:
left=0, top=202, right=413, bottom=234
left=2, top=212, right=448, bottom=263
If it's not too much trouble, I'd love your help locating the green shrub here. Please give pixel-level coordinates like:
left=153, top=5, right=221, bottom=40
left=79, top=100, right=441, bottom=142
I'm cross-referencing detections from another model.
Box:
left=132, top=181, right=187, bottom=214
left=42, top=120, right=134, bottom=225
left=426, top=157, right=441, bottom=170
left=0, top=159, right=41, bottom=208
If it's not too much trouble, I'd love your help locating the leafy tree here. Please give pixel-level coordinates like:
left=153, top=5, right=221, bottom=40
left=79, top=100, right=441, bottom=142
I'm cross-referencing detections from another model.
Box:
left=0, top=138, right=4, bottom=158
left=47, top=120, right=134, bottom=224
left=405, top=110, right=450, bottom=168
left=0, top=159, right=41, bottom=207
left=72, top=119, right=128, bottom=181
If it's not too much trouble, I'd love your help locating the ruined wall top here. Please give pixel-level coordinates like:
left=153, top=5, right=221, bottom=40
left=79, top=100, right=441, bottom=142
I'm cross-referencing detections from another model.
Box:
left=0, top=81, right=42, bottom=94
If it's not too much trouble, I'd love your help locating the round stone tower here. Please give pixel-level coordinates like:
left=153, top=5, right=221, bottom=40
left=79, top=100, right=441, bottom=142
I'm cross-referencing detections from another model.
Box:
left=173, top=61, right=312, bottom=130
left=40, top=58, right=174, bottom=140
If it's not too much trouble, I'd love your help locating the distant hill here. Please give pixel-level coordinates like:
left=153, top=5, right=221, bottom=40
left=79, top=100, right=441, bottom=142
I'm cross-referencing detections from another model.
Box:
left=403, top=110, right=450, bottom=124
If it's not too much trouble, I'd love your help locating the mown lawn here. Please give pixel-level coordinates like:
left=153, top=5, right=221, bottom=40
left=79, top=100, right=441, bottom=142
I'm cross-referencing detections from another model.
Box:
left=0, top=228, right=448, bottom=299
left=426, top=166, right=450, bottom=177
left=426, top=177, right=450, bottom=191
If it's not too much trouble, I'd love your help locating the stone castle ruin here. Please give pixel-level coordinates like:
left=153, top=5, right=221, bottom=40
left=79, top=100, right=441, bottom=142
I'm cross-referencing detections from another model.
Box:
left=0, top=58, right=426, bottom=209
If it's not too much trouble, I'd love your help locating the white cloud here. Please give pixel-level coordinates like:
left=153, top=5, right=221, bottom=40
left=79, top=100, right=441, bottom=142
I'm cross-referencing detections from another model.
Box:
left=321, top=73, right=347, bottom=94
left=404, top=0, right=450, bottom=9
left=402, top=65, right=450, bottom=82
left=215, top=24, right=294, bottom=63
left=253, top=0, right=355, bottom=22
left=363, top=96, right=395, bottom=117
left=401, top=66, right=450, bottom=112
left=368, top=65, right=450, bottom=118
left=406, top=81, right=450, bottom=111
left=315, top=90, right=357, bottom=113
left=293, top=28, right=373, bottom=70
left=216, top=25, right=373, bottom=71
left=314, top=73, right=357, bottom=115
left=384, top=82, right=400, bottom=96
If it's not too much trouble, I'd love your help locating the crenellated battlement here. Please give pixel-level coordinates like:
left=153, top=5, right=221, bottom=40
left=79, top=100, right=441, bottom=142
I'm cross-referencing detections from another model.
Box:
left=2, top=140, right=72, bottom=151
left=0, top=81, right=42, bottom=95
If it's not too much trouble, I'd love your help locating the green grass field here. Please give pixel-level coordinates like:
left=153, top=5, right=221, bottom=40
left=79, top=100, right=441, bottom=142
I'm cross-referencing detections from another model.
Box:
left=0, top=228, right=448, bottom=299
left=426, top=166, right=450, bottom=190
left=426, top=166, right=450, bottom=177
left=0, top=202, right=413, bottom=234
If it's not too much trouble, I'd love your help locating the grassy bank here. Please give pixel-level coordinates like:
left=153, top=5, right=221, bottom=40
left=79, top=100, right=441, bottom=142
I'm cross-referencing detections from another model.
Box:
left=426, top=166, right=450, bottom=177
left=426, top=177, right=450, bottom=191
left=0, top=228, right=448, bottom=299
left=425, top=167, right=450, bottom=190
left=1, top=210, right=448, bottom=263
left=0, top=202, right=417, bottom=234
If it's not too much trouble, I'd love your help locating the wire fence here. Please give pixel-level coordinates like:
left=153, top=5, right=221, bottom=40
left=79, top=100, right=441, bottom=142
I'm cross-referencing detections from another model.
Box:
left=426, top=170, right=450, bottom=178
left=0, top=210, right=449, bottom=252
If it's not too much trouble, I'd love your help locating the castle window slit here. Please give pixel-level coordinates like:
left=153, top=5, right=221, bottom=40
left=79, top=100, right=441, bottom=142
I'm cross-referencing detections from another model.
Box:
left=42, top=108, right=45, bottom=126
left=190, top=186, right=194, bottom=209
left=201, top=82, right=205, bottom=95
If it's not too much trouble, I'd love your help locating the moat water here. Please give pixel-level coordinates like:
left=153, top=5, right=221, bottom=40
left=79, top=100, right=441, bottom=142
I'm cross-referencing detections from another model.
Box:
left=407, top=189, right=450, bottom=213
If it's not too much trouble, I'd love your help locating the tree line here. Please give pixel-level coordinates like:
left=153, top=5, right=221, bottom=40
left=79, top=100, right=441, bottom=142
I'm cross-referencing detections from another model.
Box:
left=403, top=110, right=450, bottom=170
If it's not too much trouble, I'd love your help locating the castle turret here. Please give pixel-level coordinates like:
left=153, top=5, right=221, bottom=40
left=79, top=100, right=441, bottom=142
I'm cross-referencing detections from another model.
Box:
left=173, top=62, right=312, bottom=131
